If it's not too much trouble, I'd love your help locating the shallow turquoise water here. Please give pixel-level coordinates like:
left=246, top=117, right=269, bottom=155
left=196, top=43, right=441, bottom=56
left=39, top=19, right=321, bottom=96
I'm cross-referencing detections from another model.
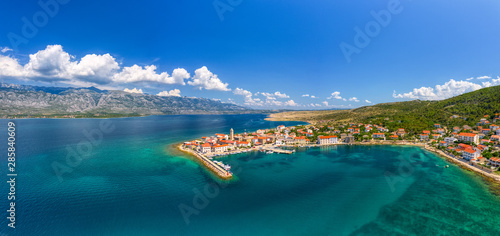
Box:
left=0, top=115, right=500, bottom=235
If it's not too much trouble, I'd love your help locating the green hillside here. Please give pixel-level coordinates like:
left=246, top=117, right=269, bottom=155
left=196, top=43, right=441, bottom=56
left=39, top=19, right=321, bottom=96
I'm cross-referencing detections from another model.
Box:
left=272, top=85, right=500, bottom=135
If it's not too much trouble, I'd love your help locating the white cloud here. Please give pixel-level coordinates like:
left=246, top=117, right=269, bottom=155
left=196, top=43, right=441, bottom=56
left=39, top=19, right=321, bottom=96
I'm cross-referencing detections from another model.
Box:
left=157, top=89, right=181, bottom=97
left=187, top=66, right=230, bottom=91
left=327, top=91, right=343, bottom=100
left=124, top=88, right=143, bottom=94
left=1, top=47, right=13, bottom=53
left=303, top=94, right=317, bottom=98
left=258, top=91, right=289, bottom=99
left=274, top=91, right=289, bottom=98
left=233, top=88, right=252, bottom=97
left=348, top=97, right=359, bottom=102
left=322, top=101, right=329, bottom=106
left=71, top=53, right=120, bottom=83
left=0, top=44, right=191, bottom=87
left=365, top=100, right=372, bottom=103
left=466, top=77, right=474, bottom=81
left=0, top=55, right=25, bottom=77
left=481, top=77, right=500, bottom=88
left=284, top=100, right=298, bottom=106
left=393, top=79, right=485, bottom=100
left=113, top=65, right=188, bottom=85
left=477, top=76, right=491, bottom=80
left=266, top=100, right=283, bottom=106
left=233, top=87, right=263, bottom=106
left=24, top=44, right=73, bottom=77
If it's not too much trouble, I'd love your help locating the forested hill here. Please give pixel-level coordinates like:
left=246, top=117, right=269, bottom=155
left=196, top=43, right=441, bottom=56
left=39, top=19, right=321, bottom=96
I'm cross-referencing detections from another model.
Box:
left=269, top=85, right=500, bottom=135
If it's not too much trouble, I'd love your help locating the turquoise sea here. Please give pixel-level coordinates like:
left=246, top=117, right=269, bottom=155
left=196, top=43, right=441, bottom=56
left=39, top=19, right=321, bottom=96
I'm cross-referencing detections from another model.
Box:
left=1, top=114, right=500, bottom=235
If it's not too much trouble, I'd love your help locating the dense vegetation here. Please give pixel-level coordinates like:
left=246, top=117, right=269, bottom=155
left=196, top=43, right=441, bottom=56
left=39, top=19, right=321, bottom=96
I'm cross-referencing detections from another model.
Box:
left=275, top=85, right=500, bottom=134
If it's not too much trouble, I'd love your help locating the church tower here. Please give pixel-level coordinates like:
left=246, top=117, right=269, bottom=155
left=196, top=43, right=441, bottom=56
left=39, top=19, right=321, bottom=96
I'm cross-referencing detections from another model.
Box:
left=230, top=128, right=234, bottom=140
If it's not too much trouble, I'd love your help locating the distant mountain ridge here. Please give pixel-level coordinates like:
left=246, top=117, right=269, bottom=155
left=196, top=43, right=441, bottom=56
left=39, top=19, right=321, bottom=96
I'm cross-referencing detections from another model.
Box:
left=0, top=83, right=252, bottom=117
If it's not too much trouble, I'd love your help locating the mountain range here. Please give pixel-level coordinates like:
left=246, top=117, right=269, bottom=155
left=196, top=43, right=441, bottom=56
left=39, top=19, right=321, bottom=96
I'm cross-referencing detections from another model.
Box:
left=0, top=83, right=252, bottom=117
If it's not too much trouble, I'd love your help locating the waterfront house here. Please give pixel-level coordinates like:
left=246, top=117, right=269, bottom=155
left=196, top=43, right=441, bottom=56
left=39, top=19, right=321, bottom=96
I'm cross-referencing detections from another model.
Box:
left=212, top=144, right=229, bottom=152
left=423, top=130, right=431, bottom=134
left=462, top=148, right=480, bottom=161
left=458, top=133, right=479, bottom=144
left=317, top=136, right=338, bottom=145
left=275, top=138, right=284, bottom=145
left=373, top=133, right=385, bottom=139
left=489, top=157, right=500, bottom=167
left=201, top=143, right=212, bottom=153
left=294, top=136, right=309, bottom=144
left=482, top=129, right=491, bottom=135
left=236, top=141, right=250, bottom=147
left=453, top=127, right=460, bottom=132
left=436, top=128, right=445, bottom=134
left=439, top=141, right=448, bottom=147
left=389, top=135, right=398, bottom=139
left=491, top=135, right=500, bottom=141
left=420, top=134, right=429, bottom=141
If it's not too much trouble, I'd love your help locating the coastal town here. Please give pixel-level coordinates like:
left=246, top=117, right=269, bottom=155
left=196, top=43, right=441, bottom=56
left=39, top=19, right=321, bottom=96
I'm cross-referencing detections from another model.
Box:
left=180, top=113, right=500, bottom=179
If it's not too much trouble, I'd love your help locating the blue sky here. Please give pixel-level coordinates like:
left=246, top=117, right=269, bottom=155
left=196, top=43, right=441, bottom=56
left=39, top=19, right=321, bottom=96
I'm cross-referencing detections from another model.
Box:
left=1, top=0, right=500, bottom=109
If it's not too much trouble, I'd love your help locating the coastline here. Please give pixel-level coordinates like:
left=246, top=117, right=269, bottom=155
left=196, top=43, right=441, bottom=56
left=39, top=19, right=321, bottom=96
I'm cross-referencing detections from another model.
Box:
left=177, top=138, right=500, bottom=185
left=422, top=145, right=500, bottom=183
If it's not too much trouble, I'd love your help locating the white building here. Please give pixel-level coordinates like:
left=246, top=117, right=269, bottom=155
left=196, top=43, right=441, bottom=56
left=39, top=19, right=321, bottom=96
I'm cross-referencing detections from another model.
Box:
left=444, top=137, right=457, bottom=145
left=212, top=144, right=228, bottom=152
left=317, top=136, right=338, bottom=145
left=458, top=133, right=479, bottom=144
left=201, top=143, right=212, bottom=153
left=462, top=148, right=480, bottom=161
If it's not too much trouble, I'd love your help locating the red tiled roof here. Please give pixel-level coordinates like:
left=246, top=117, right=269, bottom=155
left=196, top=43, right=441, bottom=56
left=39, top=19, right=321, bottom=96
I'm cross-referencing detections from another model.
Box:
left=459, top=133, right=477, bottom=137
left=464, top=148, right=476, bottom=154
left=318, top=135, right=337, bottom=139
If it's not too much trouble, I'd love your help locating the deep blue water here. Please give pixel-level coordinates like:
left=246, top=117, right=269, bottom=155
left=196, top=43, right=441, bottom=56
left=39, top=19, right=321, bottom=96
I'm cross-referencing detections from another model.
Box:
left=0, top=114, right=500, bottom=235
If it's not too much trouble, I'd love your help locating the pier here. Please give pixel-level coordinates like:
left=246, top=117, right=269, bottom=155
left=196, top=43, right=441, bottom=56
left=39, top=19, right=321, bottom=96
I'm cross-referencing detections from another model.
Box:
left=261, top=146, right=294, bottom=154
left=178, top=145, right=233, bottom=179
